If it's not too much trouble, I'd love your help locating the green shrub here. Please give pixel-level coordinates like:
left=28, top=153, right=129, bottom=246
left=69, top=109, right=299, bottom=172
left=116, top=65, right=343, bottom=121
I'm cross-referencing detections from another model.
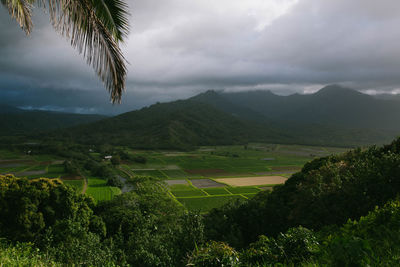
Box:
left=241, top=226, right=319, bottom=265
left=0, top=240, right=61, bottom=267
left=314, top=200, right=400, bottom=266
left=186, top=241, right=240, bottom=267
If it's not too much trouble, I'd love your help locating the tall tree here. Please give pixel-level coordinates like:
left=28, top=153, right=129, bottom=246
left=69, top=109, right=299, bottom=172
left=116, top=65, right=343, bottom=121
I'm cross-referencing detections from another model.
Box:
left=1, top=0, right=130, bottom=103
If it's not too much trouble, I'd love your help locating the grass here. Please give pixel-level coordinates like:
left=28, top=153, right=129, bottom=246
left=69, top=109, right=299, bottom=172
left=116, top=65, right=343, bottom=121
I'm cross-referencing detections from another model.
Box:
left=48, top=164, right=64, bottom=173
left=177, top=195, right=245, bottom=212
left=31, top=154, right=57, bottom=161
left=242, top=193, right=257, bottom=198
left=169, top=184, right=191, bottom=190
left=162, top=169, right=188, bottom=178
left=226, top=187, right=262, bottom=194
left=0, top=149, right=22, bottom=159
left=203, top=187, right=231, bottom=195
left=26, top=165, right=47, bottom=171
left=132, top=169, right=167, bottom=179
left=171, top=189, right=206, bottom=197
left=86, top=177, right=121, bottom=202
left=0, top=165, right=30, bottom=173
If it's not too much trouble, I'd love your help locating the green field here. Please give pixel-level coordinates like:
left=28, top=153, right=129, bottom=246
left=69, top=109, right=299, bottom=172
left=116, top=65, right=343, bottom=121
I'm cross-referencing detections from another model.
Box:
left=86, top=177, right=122, bottom=202
left=132, top=169, right=167, bottom=178
left=169, top=184, right=265, bottom=211
left=0, top=143, right=349, bottom=211
left=203, top=187, right=231, bottom=195
left=161, top=169, right=188, bottom=178
left=172, top=190, right=206, bottom=197
left=177, top=195, right=245, bottom=212
left=170, top=184, right=207, bottom=197
left=125, top=143, right=348, bottom=179
left=227, top=186, right=261, bottom=194
left=242, top=193, right=257, bottom=198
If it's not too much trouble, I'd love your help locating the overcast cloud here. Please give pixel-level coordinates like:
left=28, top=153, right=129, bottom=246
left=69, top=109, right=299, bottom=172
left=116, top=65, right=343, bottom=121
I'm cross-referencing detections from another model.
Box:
left=1, top=0, right=400, bottom=114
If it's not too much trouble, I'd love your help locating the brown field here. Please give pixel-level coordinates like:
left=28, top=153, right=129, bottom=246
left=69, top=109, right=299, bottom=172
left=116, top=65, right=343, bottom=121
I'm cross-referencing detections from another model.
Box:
left=165, top=179, right=188, bottom=186
left=215, top=176, right=287, bottom=186
left=190, top=179, right=225, bottom=188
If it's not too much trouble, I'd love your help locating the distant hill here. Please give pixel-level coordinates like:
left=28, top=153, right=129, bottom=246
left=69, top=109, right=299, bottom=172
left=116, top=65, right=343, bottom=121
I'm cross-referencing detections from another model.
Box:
left=55, top=85, right=400, bottom=149
left=215, top=85, right=400, bottom=131
left=373, top=93, right=400, bottom=102
left=191, top=85, right=400, bottom=144
left=57, top=100, right=291, bottom=150
left=0, top=105, right=107, bottom=135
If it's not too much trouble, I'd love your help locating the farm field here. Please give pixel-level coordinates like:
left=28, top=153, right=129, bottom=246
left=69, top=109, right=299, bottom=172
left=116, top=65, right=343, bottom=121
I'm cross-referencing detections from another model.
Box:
left=86, top=177, right=121, bottom=202
left=216, top=176, right=287, bottom=187
left=167, top=179, right=270, bottom=212
left=177, top=195, right=245, bottom=212
left=0, top=143, right=349, bottom=210
left=125, top=143, right=348, bottom=179
left=122, top=143, right=348, bottom=211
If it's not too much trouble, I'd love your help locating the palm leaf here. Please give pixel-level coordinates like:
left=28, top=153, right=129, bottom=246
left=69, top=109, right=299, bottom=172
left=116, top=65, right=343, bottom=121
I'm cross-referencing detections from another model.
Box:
left=91, top=0, right=130, bottom=42
left=45, top=0, right=128, bottom=103
left=56, top=0, right=126, bottom=103
left=2, top=0, right=129, bottom=103
left=2, top=0, right=34, bottom=34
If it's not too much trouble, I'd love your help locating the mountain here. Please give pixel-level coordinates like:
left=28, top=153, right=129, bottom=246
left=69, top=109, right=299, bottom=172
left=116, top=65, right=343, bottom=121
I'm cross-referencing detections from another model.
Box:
left=0, top=105, right=107, bottom=135
left=57, top=100, right=291, bottom=150
left=373, top=93, right=400, bottom=102
left=0, top=104, right=24, bottom=114
left=55, top=85, right=400, bottom=149
left=216, top=85, right=400, bottom=132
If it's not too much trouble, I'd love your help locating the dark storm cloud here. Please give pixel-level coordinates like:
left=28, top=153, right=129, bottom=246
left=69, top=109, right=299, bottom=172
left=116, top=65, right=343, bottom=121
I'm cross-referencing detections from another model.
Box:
left=1, top=0, right=400, bottom=114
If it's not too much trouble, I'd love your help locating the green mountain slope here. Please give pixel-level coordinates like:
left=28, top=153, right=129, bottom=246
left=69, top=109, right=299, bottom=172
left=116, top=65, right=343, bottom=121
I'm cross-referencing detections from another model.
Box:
left=190, top=86, right=400, bottom=146
left=220, top=85, right=400, bottom=131
left=59, top=100, right=289, bottom=149
left=56, top=89, right=398, bottom=149
left=0, top=105, right=106, bottom=135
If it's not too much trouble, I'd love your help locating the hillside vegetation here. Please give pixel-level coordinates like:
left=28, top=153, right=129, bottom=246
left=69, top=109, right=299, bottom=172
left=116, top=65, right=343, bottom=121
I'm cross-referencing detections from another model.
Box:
left=50, top=86, right=400, bottom=149
left=0, top=104, right=106, bottom=134
left=1, top=86, right=398, bottom=148
left=57, top=100, right=286, bottom=150
left=2, top=137, right=400, bottom=265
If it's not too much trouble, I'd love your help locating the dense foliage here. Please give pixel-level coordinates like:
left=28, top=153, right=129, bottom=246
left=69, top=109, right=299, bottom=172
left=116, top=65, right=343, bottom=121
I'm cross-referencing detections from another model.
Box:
left=204, top=137, right=400, bottom=248
left=2, top=137, right=400, bottom=265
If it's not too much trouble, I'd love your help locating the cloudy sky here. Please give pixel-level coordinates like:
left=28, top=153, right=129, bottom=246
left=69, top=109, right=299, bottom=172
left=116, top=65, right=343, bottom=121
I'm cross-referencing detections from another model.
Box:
left=1, top=0, right=400, bottom=114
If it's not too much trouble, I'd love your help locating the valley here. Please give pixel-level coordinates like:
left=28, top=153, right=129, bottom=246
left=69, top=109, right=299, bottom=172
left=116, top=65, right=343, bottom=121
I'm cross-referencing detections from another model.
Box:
left=0, top=142, right=348, bottom=211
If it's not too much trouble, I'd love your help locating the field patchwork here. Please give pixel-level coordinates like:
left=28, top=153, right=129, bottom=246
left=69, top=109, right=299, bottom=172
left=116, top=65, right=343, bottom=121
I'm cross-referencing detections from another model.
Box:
left=216, top=176, right=287, bottom=186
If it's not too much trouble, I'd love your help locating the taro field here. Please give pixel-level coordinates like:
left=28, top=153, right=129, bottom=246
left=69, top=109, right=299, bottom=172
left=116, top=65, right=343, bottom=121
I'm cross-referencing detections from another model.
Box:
left=0, top=150, right=121, bottom=201
left=85, top=177, right=121, bottom=202
left=121, top=143, right=348, bottom=212
left=0, top=143, right=349, bottom=211
left=165, top=179, right=269, bottom=212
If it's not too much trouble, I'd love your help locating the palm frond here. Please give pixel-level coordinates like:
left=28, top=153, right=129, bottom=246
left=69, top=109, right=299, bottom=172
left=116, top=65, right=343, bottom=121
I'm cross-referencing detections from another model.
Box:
left=2, top=0, right=34, bottom=34
left=46, top=0, right=128, bottom=103
left=91, top=0, right=130, bottom=42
